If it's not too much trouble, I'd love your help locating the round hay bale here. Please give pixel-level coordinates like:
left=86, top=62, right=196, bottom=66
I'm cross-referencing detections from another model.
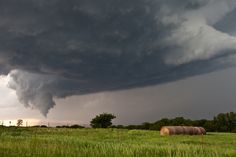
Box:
left=160, top=126, right=206, bottom=136
left=199, top=127, right=206, bottom=135
left=160, top=127, right=170, bottom=136
left=194, top=127, right=202, bottom=135
left=175, top=126, right=184, bottom=135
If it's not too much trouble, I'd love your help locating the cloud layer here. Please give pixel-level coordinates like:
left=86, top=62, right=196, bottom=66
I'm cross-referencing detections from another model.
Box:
left=1, top=0, right=236, bottom=115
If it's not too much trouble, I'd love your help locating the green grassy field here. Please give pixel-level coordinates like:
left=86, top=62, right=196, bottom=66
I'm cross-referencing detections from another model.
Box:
left=0, top=127, right=235, bottom=157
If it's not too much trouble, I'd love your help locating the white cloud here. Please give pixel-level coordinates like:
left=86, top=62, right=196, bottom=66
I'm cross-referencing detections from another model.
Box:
left=0, top=75, right=18, bottom=108
left=163, top=0, right=236, bottom=65
left=164, top=22, right=236, bottom=65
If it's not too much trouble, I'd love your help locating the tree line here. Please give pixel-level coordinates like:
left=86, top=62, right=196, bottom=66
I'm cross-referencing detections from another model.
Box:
left=1, top=112, right=235, bottom=133
left=91, top=112, right=236, bottom=133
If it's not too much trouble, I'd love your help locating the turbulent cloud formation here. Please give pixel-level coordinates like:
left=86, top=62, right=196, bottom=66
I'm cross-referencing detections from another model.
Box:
left=1, top=0, right=236, bottom=115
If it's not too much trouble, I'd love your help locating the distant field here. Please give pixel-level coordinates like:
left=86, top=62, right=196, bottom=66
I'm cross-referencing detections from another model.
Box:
left=0, top=127, right=235, bottom=157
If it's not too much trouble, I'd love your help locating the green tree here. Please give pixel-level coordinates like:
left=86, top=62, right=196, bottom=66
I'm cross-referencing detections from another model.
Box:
left=214, top=112, right=236, bottom=132
left=17, top=119, right=23, bottom=127
left=90, top=113, right=116, bottom=128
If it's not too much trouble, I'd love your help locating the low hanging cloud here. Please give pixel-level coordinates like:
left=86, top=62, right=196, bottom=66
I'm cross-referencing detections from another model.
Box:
left=1, top=0, right=236, bottom=115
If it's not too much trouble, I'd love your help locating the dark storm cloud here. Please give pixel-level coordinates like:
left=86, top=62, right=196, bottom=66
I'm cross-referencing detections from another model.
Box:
left=1, top=0, right=236, bottom=115
left=214, top=7, right=236, bottom=35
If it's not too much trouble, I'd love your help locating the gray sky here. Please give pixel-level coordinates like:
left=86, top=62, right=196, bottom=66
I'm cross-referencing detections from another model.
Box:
left=1, top=67, right=236, bottom=125
left=0, top=0, right=236, bottom=125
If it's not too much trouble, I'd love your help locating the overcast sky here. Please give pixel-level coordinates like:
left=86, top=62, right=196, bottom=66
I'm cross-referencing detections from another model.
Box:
left=0, top=0, right=236, bottom=125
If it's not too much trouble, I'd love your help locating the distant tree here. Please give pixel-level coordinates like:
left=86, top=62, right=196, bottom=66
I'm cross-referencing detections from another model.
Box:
left=126, top=125, right=138, bottom=130
left=141, top=122, right=151, bottom=130
left=203, top=120, right=216, bottom=132
left=116, top=125, right=124, bottom=129
left=214, top=112, right=236, bottom=132
left=90, top=113, right=116, bottom=128
left=32, top=125, right=40, bottom=128
left=149, top=118, right=170, bottom=130
left=17, top=119, right=23, bottom=127
left=70, top=124, right=85, bottom=129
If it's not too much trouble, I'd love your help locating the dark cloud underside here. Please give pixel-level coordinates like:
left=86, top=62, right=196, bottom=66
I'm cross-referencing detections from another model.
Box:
left=0, top=0, right=236, bottom=115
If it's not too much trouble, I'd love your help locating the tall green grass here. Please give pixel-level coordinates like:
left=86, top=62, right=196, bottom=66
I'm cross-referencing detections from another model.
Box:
left=0, top=127, right=235, bottom=157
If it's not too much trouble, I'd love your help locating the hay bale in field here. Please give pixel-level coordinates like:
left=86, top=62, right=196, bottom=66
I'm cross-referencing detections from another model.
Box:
left=160, top=126, right=206, bottom=136
left=199, top=127, right=206, bottom=134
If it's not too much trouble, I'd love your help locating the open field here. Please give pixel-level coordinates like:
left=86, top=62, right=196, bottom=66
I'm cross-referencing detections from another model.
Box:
left=0, top=127, right=235, bottom=157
